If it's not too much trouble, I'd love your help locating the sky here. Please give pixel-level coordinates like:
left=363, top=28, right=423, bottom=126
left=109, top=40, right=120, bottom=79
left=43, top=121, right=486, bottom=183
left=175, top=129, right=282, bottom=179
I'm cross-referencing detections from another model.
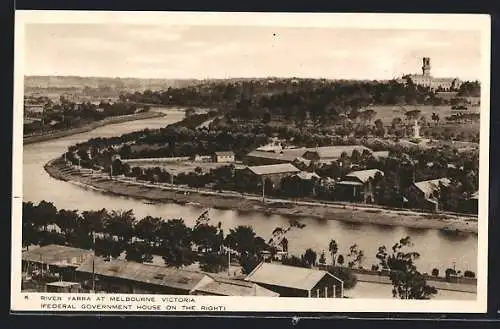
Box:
left=24, top=24, right=482, bottom=81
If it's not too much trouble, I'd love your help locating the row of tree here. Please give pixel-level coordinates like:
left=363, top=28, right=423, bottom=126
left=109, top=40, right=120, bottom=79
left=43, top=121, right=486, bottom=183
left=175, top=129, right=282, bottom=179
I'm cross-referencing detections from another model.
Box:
left=24, top=201, right=448, bottom=299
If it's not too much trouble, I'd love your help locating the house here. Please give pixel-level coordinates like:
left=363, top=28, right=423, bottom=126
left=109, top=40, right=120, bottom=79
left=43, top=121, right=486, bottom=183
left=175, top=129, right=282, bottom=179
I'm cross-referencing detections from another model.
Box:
left=246, top=164, right=300, bottom=184
left=22, top=244, right=94, bottom=281
left=213, top=151, right=235, bottom=163
left=245, top=262, right=344, bottom=298
left=281, top=171, right=321, bottom=197
left=405, top=178, right=451, bottom=211
left=45, top=281, right=83, bottom=293
left=191, top=276, right=279, bottom=297
left=76, top=257, right=210, bottom=294
left=301, top=146, right=373, bottom=163
left=244, top=149, right=307, bottom=166
left=336, top=169, right=384, bottom=203
left=75, top=257, right=276, bottom=296
left=236, top=163, right=301, bottom=193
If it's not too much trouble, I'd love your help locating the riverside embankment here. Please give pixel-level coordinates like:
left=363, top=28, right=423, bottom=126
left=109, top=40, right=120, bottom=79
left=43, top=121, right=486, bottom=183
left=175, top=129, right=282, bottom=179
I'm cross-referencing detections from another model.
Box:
left=45, top=158, right=478, bottom=234
left=23, top=111, right=166, bottom=145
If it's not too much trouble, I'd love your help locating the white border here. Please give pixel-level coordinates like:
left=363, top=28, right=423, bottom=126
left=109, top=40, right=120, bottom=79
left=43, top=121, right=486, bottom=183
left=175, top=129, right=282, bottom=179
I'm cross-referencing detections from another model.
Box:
left=11, top=11, right=491, bottom=313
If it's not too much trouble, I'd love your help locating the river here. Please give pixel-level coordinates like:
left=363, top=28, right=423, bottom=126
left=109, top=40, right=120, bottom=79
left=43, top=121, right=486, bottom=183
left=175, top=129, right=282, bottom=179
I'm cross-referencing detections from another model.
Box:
left=22, top=107, right=478, bottom=276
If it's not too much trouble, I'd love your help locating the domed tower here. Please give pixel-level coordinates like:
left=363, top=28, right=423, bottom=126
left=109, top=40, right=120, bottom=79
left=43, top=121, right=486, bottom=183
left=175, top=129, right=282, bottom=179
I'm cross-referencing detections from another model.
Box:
left=422, top=57, right=431, bottom=77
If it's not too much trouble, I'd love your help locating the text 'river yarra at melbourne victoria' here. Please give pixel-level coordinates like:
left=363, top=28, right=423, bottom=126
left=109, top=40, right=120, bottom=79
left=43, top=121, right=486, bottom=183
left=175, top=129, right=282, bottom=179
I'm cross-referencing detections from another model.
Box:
left=15, top=13, right=490, bottom=310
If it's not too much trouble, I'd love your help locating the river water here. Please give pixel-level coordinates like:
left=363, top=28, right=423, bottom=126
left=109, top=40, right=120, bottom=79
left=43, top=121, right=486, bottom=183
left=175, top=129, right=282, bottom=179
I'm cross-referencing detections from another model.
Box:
left=22, top=108, right=478, bottom=276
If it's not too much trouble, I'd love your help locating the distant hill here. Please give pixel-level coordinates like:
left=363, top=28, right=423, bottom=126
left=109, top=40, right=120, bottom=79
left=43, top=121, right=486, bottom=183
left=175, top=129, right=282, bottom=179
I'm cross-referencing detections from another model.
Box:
left=24, top=76, right=202, bottom=93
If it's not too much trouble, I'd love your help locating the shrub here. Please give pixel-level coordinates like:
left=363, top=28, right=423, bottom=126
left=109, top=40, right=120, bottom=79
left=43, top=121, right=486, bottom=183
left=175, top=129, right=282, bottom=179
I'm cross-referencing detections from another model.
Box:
left=463, top=270, right=476, bottom=278
left=431, top=268, right=439, bottom=277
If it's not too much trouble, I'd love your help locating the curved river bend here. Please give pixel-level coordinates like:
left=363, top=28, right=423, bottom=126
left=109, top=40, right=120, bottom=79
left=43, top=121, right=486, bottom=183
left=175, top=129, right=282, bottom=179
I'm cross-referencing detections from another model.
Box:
left=23, top=108, right=478, bottom=276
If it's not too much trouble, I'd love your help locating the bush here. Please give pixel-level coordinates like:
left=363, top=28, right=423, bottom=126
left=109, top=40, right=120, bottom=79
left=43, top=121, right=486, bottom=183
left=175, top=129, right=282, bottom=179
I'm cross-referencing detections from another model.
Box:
left=445, top=268, right=457, bottom=279
left=463, top=270, right=476, bottom=279
left=431, top=268, right=439, bottom=277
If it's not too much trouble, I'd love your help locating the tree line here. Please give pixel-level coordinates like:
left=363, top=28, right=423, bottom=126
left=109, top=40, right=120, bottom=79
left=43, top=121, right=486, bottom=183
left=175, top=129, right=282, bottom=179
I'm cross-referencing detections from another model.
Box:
left=24, top=200, right=457, bottom=298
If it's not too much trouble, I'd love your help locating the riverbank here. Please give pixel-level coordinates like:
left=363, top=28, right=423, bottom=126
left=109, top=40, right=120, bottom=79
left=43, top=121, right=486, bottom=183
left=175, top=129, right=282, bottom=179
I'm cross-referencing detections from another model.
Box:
left=45, top=158, right=478, bottom=234
left=23, top=111, right=166, bottom=145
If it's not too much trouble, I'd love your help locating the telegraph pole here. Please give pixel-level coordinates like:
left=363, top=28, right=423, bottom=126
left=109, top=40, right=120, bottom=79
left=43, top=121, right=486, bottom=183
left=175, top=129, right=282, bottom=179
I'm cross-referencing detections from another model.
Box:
left=92, top=231, right=96, bottom=292
left=261, top=177, right=265, bottom=203
left=227, top=248, right=231, bottom=277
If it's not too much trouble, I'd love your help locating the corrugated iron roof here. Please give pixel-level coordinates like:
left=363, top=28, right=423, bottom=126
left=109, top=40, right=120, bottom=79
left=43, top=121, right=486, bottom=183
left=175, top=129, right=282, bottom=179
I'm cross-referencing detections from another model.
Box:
left=247, top=163, right=300, bottom=176
left=215, top=151, right=234, bottom=156
left=76, top=258, right=207, bottom=291
left=22, top=244, right=93, bottom=266
left=246, top=149, right=307, bottom=162
left=304, top=146, right=372, bottom=159
left=194, top=277, right=279, bottom=297
left=345, top=169, right=384, bottom=183
left=245, top=262, right=342, bottom=291
left=414, top=178, right=451, bottom=199
left=294, top=171, right=320, bottom=180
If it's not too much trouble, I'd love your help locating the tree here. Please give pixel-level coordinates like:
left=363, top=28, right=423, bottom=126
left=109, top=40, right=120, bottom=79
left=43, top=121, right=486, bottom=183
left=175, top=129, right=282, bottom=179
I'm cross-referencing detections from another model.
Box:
left=281, top=255, right=309, bottom=268
left=347, top=244, right=364, bottom=269
left=134, top=216, right=162, bottom=247
left=224, top=226, right=268, bottom=257
left=328, top=239, right=338, bottom=266
left=431, top=268, right=439, bottom=277
left=199, top=252, right=229, bottom=273
left=302, top=248, right=317, bottom=268
left=374, top=118, right=385, bottom=137
left=328, top=265, right=358, bottom=290
left=158, top=218, right=195, bottom=268
left=337, top=254, right=345, bottom=266
left=125, top=241, right=154, bottom=263
left=318, top=251, right=327, bottom=266
left=376, top=236, right=437, bottom=299
left=192, top=224, right=221, bottom=253
left=34, top=200, right=58, bottom=231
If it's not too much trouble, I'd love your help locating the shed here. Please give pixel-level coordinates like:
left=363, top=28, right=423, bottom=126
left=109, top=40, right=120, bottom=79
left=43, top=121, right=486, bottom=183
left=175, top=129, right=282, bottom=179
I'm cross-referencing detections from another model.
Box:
left=245, top=262, right=343, bottom=298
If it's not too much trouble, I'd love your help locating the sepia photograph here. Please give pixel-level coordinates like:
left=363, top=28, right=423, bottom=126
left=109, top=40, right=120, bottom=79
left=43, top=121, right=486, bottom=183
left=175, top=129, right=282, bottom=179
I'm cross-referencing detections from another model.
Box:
left=11, top=11, right=491, bottom=313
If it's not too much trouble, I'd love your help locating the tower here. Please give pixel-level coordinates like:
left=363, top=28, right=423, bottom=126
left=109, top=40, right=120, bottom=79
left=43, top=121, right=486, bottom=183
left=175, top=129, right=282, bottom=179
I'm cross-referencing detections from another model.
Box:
left=422, top=57, right=431, bottom=77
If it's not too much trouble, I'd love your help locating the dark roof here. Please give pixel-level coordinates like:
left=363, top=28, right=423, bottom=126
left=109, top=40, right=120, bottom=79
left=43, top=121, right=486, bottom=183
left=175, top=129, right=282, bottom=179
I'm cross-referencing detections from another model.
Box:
left=22, top=244, right=93, bottom=266
left=246, top=149, right=306, bottom=162
left=245, top=262, right=342, bottom=291
left=345, top=169, right=383, bottom=183
left=413, top=178, right=451, bottom=199
left=303, top=146, right=372, bottom=160
left=247, top=163, right=301, bottom=176
left=215, top=151, right=235, bottom=156
left=76, top=258, right=207, bottom=291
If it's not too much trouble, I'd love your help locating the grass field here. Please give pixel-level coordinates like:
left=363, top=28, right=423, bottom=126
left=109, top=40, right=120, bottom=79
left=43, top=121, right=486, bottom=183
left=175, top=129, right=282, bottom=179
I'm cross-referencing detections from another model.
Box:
left=366, top=105, right=481, bottom=125
left=127, top=160, right=246, bottom=175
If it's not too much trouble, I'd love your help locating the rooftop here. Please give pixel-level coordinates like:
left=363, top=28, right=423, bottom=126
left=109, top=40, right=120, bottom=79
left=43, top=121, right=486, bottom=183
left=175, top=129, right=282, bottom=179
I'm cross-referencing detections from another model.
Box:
left=194, top=277, right=279, bottom=297
left=246, top=149, right=307, bottom=162
left=245, top=262, right=342, bottom=291
left=247, top=163, right=301, bottom=176
left=22, top=244, right=93, bottom=266
left=76, top=258, right=208, bottom=291
left=345, top=169, right=384, bottom=183
left=215, top=151, right=235, bottom=156
left=46, top=281, right=82, bottom=288
left=294, top=171, right=321, bottom=180
left=303, top=145, right=372, bottom=160
left=413, top=178, right=451, bottom=199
